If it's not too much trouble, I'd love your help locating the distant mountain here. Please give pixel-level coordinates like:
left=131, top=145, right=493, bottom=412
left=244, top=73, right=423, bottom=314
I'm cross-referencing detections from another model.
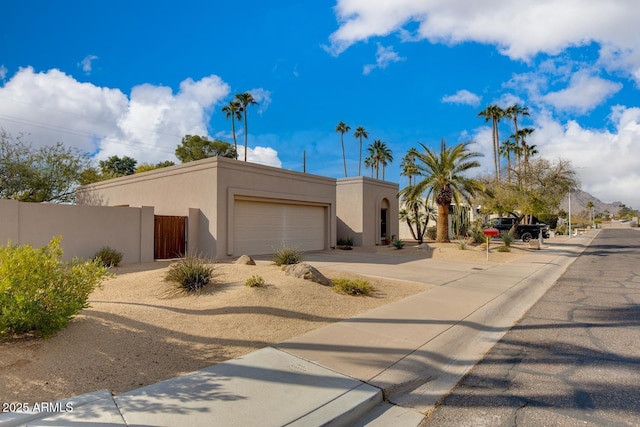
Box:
left=559, top=189, right=622, bottom=216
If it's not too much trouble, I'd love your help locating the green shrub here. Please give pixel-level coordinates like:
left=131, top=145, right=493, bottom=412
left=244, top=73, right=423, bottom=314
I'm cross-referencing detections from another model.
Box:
left=392, top=239, right=405, bottom=249
left=164, top=255, right=216, bottom=293
left=0, top=237, right=108, bottom=338
left=497, top=246, right=511, bottom=252
left=337, top=237, right=353, bottom=247
left=245, top=275, right=265, bottom=287
left=457, top=240, right=467, bottom=250
left=332, top=278, right=374, bottom=296
left=93, top=246, right=123, bottom=267
left=468, top=219, right=486, bottom=244
left=272, top=245, right=302, bottom=266
left=426, top=227, right=437, bottom=240
left=500, top=231, right=514, bottom=248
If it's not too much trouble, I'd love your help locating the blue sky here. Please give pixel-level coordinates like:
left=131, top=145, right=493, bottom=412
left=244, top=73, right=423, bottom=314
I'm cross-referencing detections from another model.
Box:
left=1, top=1, right=640, bottom=209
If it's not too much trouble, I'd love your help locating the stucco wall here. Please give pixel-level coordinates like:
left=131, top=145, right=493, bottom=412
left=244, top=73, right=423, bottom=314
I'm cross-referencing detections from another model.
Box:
left=0, top=199, right=153, bottom=263
left=78, top=157, right=337, bottom=258
left=336, top=177, right=399, bottom=246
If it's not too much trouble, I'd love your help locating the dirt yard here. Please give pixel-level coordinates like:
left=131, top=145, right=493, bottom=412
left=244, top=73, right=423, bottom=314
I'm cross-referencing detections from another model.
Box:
left=0, top=240, right=533, bottom=404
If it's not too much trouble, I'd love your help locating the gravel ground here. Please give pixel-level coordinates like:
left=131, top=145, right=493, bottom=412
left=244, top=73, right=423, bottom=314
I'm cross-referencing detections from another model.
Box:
left=0, top=241, right=530, bottom=404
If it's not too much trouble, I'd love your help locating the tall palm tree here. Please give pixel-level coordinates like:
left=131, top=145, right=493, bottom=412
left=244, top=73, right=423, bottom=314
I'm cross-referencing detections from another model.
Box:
left=378, top=142, right=393, bottom=180
left=478, top=105, right=505, bottom=180
left=364, top=153, right=375, bottom=178
left=410, top=139, right=484, bottom=243
left=517, top=127, right=535, bottom=173
left=499, top=137, right=517, bottom=183
left=235, top=92, right=258, bottom=162
left=367, top=139, right=386, bottom=179
left=505, top=104, right=529, bottom=165
left=400, top=148, right=419, bottom=186
left=353, top=126, right=368, bottom=176
left=221, top=100, right=242, bottom=160
left=335, top=121, right=350, bottom=177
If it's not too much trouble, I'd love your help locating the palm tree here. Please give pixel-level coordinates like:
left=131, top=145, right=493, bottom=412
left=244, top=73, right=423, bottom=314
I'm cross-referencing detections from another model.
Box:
left=517, top=127, right=535, bottom=174
left=353, top=126, right=368, bottom=176
left=505, top=104, right=529, bottom=164
left=335, top=121, right=350, bottom=177
left=378, top=142, right=393, bottom=180
left=478, top=105, right=505, bottom=180
left=235, top=92, right=258, bottom=162
left=367, top=139, right=386, bottom=179
left=221, top=100, right=242, bottom=160
left=400, top=148, right=419, bottom=186
left=499, top=137, right=517, bottom=183
left=410, top=139, right=485, bottom=243
left=398, top=186, right=436, bottom=244
left=364, top=154, right=375, bottom=178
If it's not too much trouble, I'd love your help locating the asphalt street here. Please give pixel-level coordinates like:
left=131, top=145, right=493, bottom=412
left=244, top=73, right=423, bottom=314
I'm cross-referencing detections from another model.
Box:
left=423, top=228, right=640, bottom=426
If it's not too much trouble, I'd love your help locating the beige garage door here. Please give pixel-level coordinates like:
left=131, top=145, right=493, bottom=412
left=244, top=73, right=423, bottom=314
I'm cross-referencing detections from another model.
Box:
left=234, top=200, right=326, bottom=255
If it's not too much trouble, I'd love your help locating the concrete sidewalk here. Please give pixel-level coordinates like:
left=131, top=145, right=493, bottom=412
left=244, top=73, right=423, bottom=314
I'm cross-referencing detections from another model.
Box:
left=0, top=233, right=595, bottom=427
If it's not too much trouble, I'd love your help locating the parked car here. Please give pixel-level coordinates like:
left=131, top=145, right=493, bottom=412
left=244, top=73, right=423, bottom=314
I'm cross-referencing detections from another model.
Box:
left=486, top=217, right=550, bottom=242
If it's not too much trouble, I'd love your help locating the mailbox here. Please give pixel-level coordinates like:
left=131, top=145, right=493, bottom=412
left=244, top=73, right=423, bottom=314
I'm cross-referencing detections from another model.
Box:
left=483, top=228, right=499, bottom=237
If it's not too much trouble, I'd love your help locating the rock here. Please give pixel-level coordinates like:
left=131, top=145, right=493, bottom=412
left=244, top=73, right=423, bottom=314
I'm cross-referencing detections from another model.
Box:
left=235, top=254, right=256, bottom=265
left=529, top=240, right=541, bottom=250
left=284, top=263, right=332, bottom=286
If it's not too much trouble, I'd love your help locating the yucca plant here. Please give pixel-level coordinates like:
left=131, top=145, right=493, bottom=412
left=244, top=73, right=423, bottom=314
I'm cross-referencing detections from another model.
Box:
left=164, top=255, right=216, bottom=294
left=332, top=278, right=374, bottom=296
left=272, top=245, right=302, bottom=266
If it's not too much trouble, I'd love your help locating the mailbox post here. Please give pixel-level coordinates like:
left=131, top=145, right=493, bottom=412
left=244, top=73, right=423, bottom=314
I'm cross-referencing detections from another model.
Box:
left=483, top=228, right=499, bottom=261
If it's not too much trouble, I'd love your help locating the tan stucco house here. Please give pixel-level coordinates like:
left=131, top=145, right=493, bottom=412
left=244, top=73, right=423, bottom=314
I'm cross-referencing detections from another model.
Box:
left=77, top=156, right=398, bottom=259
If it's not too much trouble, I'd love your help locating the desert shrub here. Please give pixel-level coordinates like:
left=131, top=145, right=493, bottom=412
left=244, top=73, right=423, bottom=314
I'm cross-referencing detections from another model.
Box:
left=337, top=237, right=353, bottom=247
left=245, top=275, right=265, bottom=287
left=332, top=278, right=374, bottom=296
left=555, top=224, right=568, bottom=235
left=497, top=246, right=511, bottom=252
left=0, top=237, right=108, bottom=338
left=457, top=240, right=467, bottom=250
left=500, top=231, right=514, bottom=248
left=164, top=255, right=216, bottom=293
left=426, top=227, right=437, bottom=240
left=272, top=245, right=302, bottom=266
left=94, top=246, right=123, bottom=267
left=468, top=219, right=486, bottom=243
left=392, top=239, right=405, bottom=249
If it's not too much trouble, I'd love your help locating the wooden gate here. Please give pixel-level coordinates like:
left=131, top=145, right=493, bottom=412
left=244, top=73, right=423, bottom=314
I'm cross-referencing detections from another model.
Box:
left=154, top=215, right=187, bottom=259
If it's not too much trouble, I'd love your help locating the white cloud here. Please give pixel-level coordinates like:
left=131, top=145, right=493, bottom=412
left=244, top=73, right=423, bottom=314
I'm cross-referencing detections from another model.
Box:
left=542, top=71, right=622, bottom=114
left=78, top=55, right=98, bottom=74
left=363, top=44, right=405, bottom=75
left=248, top=88, right=272, bottom=115
left=329, top=1, right=640, bottom=81
left=471, top=104, right=640, bottom=208
left=442, top=89, right=481, bottom=107
left=531, top=106, right=640, bottom=208
left=0, top=67, right=282, bottom=168
left=0, top=65, right=7, bottom=80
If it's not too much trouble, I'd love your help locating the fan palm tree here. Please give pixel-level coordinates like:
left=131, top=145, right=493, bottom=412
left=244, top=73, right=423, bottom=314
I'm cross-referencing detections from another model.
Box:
left=517, top=127, right=535, bottom=173
left=353, top=126, right=368, bottom=176
left=379, top=142, right=393, bottom=180
left=478, top=105, right=505, bottom=180
left=505, top=104, right=529, bottom=163
left=400, top=148, right=419, bottom=186
left=335, top=121, right=350, bottom=177
left=364, top=153, right=375, bottom=178
left=410, top=139, right=485, bottom=243
left=235, top=92, right=258, bottom=162
left=221, top=100, right=242, bottom=160
left=367, top=139, right=386, bottom=179
left=499, top=137, right=517, bottom=183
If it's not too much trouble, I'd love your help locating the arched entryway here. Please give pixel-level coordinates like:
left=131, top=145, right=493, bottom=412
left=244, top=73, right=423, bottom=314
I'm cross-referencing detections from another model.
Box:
left=380, top=198, right=390, bottom=245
